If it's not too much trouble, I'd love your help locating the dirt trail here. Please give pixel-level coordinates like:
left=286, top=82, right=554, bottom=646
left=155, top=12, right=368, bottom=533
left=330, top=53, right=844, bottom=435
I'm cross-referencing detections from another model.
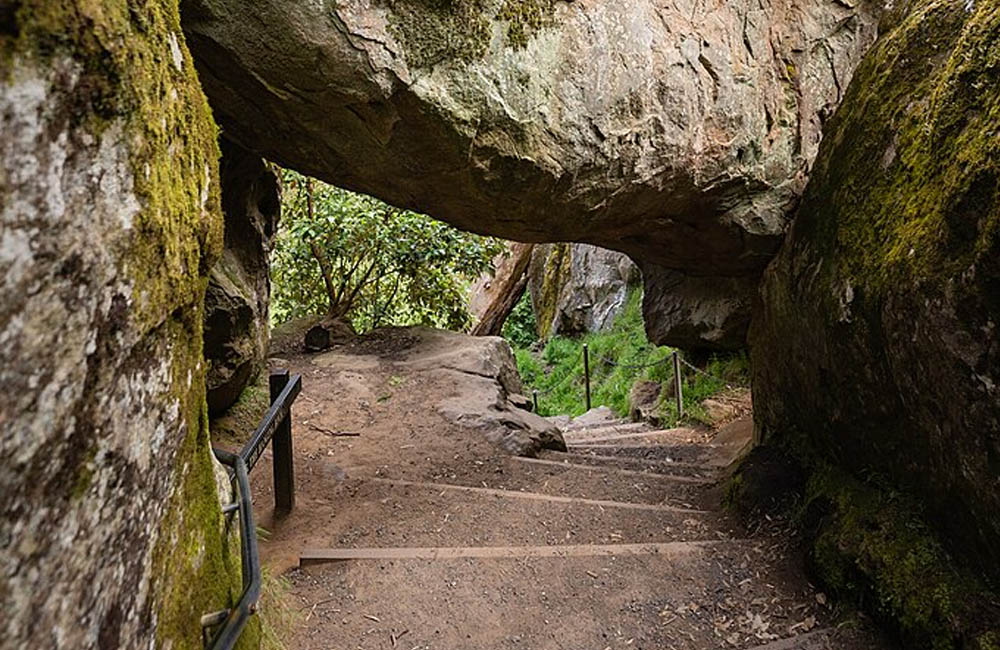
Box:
left=246, top=327, right=895, bottom=650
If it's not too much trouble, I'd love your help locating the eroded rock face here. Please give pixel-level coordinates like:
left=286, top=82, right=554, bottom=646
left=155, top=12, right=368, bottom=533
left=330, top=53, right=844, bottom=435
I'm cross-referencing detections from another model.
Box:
left=0, top=6, right=240, bottom=649
left=204, top=138, right=280, bottom=415
left=641, top=263, right=755, bottom=350
left=529, top=243, right=638, bottom=339
left=181, top=0, right=882, bottom=345
left=751, top=0, right=1000, bottom=582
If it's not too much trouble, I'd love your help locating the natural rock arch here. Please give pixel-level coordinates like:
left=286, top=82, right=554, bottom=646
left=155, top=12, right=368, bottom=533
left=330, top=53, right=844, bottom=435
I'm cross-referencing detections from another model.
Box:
left=181, top=0, right=882, bottom=348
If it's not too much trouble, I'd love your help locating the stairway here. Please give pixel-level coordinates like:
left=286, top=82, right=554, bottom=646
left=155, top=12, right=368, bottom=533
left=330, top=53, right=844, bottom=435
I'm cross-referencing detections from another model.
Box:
left=279, top=414, right=892, bottom=650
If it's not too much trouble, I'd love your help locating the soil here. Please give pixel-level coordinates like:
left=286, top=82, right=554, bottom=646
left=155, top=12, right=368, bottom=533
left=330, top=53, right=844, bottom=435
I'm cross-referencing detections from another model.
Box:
left=228, top=326, right=898, bottom=650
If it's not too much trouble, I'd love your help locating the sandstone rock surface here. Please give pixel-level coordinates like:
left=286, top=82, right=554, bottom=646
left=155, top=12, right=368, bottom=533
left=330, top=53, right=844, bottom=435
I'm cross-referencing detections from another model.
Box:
left=204, top=138, right=280, bottom=415
left=398, top=328, right=566, bottom=456
left=751, top=0, right=1000, bottom=583
left=529, top=243, right=638, bottom=339
left=181, top=0, right=881, bottom=345
left=1, top=5, right=241, bottom=649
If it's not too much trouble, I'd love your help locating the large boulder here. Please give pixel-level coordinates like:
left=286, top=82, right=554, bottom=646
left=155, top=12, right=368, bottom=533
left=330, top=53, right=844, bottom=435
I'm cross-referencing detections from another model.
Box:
left=641, top=263, right=756, bottom=350
left=1, top=5, right=242, bottom=649
left=181, top=0, right=881, bottom=345
left=751, top=0, right=1000, bottom=587
left=528, top=243, right=638, bottom=339
left=204, top=138, right=280, bottom=415
left=397, top=328, right=567, bottom=456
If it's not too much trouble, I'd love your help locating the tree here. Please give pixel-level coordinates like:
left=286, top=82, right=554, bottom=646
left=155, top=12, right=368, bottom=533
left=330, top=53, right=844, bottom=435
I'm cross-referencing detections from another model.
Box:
left=470, top=242, right=535, bottom=336
left=271, top=170, right=505, bottom=332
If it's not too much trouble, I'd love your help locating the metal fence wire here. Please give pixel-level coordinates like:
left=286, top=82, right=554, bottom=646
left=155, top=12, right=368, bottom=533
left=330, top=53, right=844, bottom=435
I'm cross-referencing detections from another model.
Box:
left=527, top=344, right=735, bottom=418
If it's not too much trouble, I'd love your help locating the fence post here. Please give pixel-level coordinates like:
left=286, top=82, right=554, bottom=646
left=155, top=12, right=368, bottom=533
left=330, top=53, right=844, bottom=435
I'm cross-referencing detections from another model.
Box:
left=270, top=370, right=295, bottom=515
left=583, top=344, right=592, bottom=411
left=672, top=352, right=684, bottom=418
left=532, top=390, right=539, bottom=414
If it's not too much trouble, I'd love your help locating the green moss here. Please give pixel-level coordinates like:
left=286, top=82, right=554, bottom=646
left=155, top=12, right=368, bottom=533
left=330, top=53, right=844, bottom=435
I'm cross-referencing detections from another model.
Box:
left=4, top=0, right=224, bottom=331
left=803, top=465, right=1000, bottom=649
left=498, top=0, right=555, bottom=48
left=5, top=2, right=235, bottom=648
left=152, top=311, right=260, bottom=650
left=801, top=0, right=999, bottom=291
left=533, top=243, right=571, bottom=340
left=383, top=0, right=557, bottom=67
left=69, top=445, right=98, bottom=500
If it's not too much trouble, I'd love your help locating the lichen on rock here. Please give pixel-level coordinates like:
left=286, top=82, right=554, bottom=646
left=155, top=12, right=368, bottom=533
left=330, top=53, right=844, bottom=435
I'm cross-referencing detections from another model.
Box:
left=0, top=1, right=240, bottom=647
left=382, top=0, right=557, bottom=67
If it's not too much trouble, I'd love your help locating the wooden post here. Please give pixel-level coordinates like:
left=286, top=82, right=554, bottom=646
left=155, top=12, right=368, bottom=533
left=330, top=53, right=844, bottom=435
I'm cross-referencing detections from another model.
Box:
left=583, top=344, right=592, bottom=411
left=270, top=370, right=295, bottom=515
left=532, top=390, right=539, bottom=414
left=673, top=352, right=684, bottom=418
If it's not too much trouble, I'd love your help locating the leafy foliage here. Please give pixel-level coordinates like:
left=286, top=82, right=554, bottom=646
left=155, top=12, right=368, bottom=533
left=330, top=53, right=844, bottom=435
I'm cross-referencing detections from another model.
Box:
left=511, top=290, right=749, bottom=421
left=501, top=292, right=538, bottom=348
left=271, top=170, right=504, bottom=332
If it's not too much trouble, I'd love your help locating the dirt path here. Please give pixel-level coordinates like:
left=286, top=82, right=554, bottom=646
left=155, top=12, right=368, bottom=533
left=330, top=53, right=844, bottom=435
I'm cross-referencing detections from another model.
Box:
left=244, top=327, right=896, bottom=650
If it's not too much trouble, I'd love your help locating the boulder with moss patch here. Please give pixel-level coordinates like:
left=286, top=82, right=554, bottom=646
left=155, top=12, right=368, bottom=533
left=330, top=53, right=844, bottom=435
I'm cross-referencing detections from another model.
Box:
left=0, top=3, right=248, bottom=648
left=750, top=0, right=1000, bottom=632
left=528, top=243, right=638, bottom=340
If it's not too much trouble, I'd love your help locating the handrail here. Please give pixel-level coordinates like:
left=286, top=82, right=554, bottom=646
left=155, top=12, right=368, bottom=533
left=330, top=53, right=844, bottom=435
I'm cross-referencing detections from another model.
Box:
left=240, top=373, right=302, bottom=473
left=205, top=448, right=262, bottom=650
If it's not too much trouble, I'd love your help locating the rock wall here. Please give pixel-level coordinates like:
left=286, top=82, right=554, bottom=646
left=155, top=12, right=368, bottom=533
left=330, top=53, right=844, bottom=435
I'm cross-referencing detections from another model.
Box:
left=204, top=138, right=280, bottom=416
left=0, top=4, right=245, bottom=648
left=528, top=243, right=638, bottom=339
left=751, top=0, right=1000, bottom=585
left=181, top=0, right=882, bottom=347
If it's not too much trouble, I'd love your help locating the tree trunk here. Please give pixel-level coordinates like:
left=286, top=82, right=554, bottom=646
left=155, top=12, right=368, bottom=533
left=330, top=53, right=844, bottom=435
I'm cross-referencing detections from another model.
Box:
left=471, top=243, right=535, bottom=336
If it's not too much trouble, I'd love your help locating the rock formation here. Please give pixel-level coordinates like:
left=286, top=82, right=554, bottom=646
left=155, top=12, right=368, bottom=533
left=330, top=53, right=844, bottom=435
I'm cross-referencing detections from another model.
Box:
left=204, top=138, right=280, bottom=415
left=640, top=263, right=756, bottom=350
left=0, top=5, right=244, bottom=648
left=181, top=0, right=881, bottom=346
left=528, top=243, right=638, bottom=339
left=751, top=0, right=1000, bottom=597
left=398, top=329, right=566, bottom=456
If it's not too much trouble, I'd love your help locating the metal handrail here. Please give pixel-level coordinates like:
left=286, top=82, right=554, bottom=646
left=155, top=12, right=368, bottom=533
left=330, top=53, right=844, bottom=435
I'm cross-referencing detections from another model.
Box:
left=204, top=448, right=262, bottom=650
left=240, top=373, right=302, bottom=473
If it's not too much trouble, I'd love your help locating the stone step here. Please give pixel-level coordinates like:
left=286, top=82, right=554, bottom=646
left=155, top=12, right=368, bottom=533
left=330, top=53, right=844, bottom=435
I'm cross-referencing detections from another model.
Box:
left=538, top=449, right=722, bottom=479
left=290, top=478, right=734, bottom=552
left=367, top=477, right=706, bottom=512
left=299, top=540, right=726, bottom=566
left=288, top=543, right=888, bottom=650
left=568, top=441, right=723, bottom=466
left=509, top=455, right=715, bottom=484
left=562, top=425, right=708, bottom=446
left=388, top=455, right=709, bottom=508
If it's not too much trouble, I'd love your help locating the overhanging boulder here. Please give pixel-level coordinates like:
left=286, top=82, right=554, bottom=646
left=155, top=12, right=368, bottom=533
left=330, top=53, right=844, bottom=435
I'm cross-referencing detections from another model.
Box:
left=181, top=0, right=882, bottom=345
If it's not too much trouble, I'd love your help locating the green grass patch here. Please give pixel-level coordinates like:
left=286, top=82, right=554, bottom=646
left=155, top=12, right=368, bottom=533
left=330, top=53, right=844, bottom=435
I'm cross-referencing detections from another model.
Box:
left=510, top=290, right=749, bottom=421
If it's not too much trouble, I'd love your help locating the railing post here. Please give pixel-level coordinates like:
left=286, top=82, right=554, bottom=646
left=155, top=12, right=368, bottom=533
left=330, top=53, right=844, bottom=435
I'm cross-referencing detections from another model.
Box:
left=583, top=344, right=592, bottom=411
left=673, top=351, right=684, bottom=418
left=269, top=370, right=295, bottom=515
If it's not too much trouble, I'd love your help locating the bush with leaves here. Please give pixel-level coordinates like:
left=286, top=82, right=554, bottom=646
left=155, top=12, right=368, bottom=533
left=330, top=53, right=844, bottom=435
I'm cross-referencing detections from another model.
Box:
left=272, top=170, right=504, bottom=332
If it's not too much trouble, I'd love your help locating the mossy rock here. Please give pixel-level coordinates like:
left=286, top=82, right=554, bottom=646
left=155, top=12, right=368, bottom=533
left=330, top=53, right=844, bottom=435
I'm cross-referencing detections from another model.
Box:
left=802, top=466, right=1000, bottom=650
left=383, top=0, right=557, bottom=67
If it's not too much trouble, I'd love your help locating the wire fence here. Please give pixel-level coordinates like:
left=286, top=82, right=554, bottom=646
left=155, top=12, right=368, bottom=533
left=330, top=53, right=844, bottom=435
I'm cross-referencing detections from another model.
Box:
left=592, top=351, right=673, bottom=370
left=526, top=344, right=735, bottom=417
